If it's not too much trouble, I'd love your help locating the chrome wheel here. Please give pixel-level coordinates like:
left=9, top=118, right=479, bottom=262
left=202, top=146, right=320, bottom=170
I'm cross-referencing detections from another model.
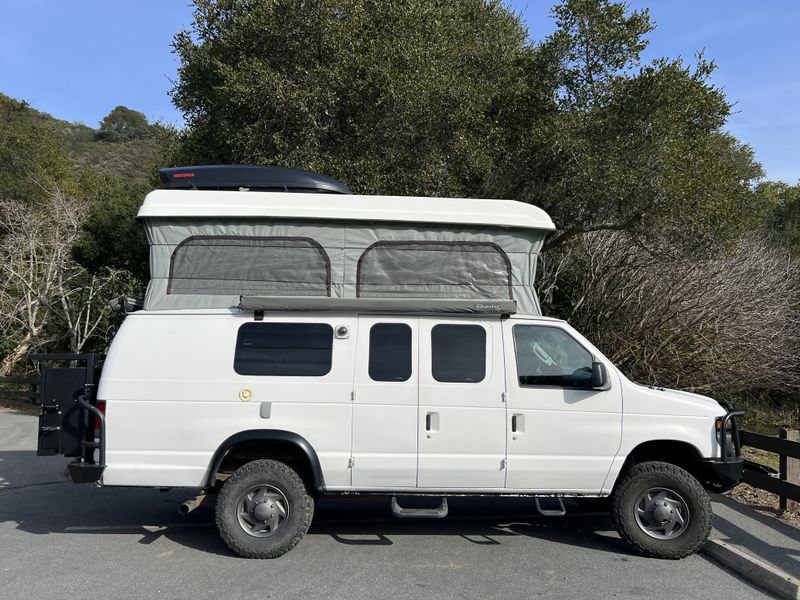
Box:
left=634, top=487, right=690, bottom=540
left=236, top=485, right=289, bottom=538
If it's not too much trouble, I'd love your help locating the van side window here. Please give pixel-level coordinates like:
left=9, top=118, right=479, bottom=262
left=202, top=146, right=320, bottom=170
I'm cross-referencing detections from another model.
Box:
left=513, top=325, right=593, bottom=388
left=431, top=324, right=486, bottom=383
left=234, top=323, right=333, bottom=376
left=369, top=323, right=412, bottom=382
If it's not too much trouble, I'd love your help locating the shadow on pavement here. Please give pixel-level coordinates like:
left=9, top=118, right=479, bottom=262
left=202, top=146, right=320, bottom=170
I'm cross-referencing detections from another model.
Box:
left=0, top=449, right=629, bottom=559
left=310, top=495, right=630, bottom=557
left=711, top=494, right=800, bottom=575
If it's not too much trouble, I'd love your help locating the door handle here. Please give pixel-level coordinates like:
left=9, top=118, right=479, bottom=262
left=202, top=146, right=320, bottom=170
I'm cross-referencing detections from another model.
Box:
left=425, top=412, right=439, bottom=437
left=511, top=414, right=524, bottom=436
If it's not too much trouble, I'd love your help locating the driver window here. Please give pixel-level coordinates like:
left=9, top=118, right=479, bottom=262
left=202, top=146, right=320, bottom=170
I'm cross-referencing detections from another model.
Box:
left=513, top=325, right=593, bottom=388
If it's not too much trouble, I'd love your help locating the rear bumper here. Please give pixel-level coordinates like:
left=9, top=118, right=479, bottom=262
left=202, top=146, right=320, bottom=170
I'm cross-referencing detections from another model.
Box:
left=67, top=461, right=105, bottom=484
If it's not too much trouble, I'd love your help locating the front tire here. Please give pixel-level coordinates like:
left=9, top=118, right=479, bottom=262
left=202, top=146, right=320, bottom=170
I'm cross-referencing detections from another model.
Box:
left=216, top=459, right=314, bottom=558
left=610, top=461, right=712, bottom=559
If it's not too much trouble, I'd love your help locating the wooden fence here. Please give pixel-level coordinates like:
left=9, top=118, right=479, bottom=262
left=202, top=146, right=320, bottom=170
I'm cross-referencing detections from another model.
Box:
left=741, top=428, right=800, bottom=507
left=0, top=375, right=39, bottom=404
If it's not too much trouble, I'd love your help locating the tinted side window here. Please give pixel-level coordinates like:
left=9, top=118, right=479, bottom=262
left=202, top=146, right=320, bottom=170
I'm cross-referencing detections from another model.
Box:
left=513, top=325, right=593, bottom=388
left=234, top=323, right=333, bottom=376
left=369, top=323, right=412, bottom=382
left=431, top=324, right=486, bottom=383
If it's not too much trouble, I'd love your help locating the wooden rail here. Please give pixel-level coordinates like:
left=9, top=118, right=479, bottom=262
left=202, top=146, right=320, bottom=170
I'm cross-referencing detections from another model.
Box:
left=741, top=428, right=800, bottom=506
left=0, top=375, right=39, bottom=404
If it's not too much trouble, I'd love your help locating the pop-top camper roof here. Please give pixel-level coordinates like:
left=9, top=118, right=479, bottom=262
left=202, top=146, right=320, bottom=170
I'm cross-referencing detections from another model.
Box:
left=138, top=190, right=554, bottom=230
left=138, top=166, right=555, bottom=314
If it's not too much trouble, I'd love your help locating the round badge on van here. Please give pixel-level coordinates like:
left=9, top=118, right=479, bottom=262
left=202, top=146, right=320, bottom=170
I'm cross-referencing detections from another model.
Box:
left=239, top=389, right=252, bottom=401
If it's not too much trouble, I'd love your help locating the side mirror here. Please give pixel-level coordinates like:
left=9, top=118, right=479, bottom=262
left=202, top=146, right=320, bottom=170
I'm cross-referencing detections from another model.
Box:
left=591, top=362, right=609, bottom=390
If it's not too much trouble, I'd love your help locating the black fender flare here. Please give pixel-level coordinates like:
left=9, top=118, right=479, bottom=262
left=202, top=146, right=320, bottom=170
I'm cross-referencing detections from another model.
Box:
left=205, top=429, right=325, bottom=492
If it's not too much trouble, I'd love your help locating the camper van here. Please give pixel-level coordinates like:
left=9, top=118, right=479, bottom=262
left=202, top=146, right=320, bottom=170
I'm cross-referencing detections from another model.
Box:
left=35, top=165, right=743, bottom=560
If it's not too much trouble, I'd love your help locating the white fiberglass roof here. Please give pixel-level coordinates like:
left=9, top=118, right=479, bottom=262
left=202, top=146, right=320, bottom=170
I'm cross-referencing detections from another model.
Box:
left=137, top=189, right=555, bottom=231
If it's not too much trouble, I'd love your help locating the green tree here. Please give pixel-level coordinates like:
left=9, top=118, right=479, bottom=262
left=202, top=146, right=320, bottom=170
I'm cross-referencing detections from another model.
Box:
left=71, top=171, right=151, bottom=284
left=171, top=0, right=766, bottom=252
left=760, top=181, right=800, bottom=253
left=491, top=0, right=766, bottom=251
left=98, top=105, right=151, bottom=142
left=170, top=0, right=536, bottom=196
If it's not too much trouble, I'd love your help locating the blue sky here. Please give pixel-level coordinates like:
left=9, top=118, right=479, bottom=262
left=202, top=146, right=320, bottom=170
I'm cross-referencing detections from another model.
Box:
left=1, top=1, right=798, bottom=183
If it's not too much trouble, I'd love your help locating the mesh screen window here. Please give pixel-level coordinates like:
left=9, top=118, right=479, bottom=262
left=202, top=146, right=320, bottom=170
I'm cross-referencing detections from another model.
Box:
left=356, top=241, right=512, bottom=299
left=168, top=236, right=331, bottom=296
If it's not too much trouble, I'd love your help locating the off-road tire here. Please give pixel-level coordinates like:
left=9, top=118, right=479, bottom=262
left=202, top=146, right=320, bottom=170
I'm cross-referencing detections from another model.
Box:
left=610, top=461, right=712, bottom=559
left=216, top=459, right=314, bottom=558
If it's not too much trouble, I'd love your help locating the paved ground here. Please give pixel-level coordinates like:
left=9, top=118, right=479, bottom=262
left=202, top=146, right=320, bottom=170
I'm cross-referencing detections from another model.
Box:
left=710, top=494, right=800, bottom=576
left=0, top=409, right=777, bottom=600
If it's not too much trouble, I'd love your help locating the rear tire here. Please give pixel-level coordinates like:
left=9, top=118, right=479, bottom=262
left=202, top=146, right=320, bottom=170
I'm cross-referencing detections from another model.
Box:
left=216, top=459, right=314, bottom=558
left=610, top=461, right=711, bottom=559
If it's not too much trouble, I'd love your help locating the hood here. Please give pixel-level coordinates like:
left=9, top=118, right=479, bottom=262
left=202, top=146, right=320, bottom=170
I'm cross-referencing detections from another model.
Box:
left=630, top=382, right=725, bottom=417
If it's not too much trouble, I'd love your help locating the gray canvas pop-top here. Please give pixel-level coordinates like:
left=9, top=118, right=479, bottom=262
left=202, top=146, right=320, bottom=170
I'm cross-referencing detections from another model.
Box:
left=137, top=187, right=555, bottom=314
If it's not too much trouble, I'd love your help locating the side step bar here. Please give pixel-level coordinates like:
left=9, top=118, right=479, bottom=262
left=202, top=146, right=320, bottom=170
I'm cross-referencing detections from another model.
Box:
left=535, top=497, right=566, bottom=516
left=390, top=496, right=449, bottom=519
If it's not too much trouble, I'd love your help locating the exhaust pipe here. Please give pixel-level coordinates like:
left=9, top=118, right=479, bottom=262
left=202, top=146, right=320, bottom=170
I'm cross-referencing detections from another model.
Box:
left=179, top=493, right=208, bottom=515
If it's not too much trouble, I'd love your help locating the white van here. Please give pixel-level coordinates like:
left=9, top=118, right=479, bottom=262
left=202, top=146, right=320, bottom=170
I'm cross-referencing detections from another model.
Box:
left=36, top=165, right=743, bottom=560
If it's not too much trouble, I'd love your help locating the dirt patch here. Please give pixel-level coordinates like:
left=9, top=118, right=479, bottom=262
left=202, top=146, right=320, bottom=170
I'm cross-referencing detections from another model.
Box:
left=0, top=398, right=39, bottom=416
left=728, top=482, right=800, bottom=528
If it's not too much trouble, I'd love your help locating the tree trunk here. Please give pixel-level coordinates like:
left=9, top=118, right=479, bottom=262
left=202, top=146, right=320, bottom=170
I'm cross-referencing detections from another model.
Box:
left=0, top=328, right=41, bottom=376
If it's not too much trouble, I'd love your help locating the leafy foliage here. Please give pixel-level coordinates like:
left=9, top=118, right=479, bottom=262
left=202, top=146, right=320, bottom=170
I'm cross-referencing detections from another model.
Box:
left=761, top=181, right=800, bottom=253
left=171, top=0, right=767, bottom=253
left=98, top=105, right=151, bottom=141
left=490, top=0, right=765, bottom=251
left=0, top=94, right=72, bottom=202
left=171, top=0, right=535, bottom=196
left=71, top=172, right=151, bottom=284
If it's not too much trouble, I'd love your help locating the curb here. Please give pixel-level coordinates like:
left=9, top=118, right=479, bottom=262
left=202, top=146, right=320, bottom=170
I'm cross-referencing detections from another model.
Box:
left=702, top=539, right=800, bottom=600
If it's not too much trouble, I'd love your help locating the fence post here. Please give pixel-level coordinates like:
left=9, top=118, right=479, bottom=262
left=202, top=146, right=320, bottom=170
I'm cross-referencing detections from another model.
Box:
left=28, top=378, right=38, bottom=406
left=779, top=428, right=800, bottom=512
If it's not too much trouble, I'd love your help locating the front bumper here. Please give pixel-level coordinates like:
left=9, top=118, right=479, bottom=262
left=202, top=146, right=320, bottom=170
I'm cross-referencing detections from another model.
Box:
left=702, top=407, right=745, bottom=492
left=702, top=457, right=744, bottom=492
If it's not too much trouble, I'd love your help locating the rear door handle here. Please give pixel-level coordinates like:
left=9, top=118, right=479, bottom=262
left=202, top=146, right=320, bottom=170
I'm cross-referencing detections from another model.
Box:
left=511, top=414, right=524, bottom=434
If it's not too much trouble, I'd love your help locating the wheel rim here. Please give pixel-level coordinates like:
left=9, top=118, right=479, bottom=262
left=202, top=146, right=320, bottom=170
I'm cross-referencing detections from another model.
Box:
left=236, top=485, right=290, bottom=538
left=633, top=487, right=690, bottom=540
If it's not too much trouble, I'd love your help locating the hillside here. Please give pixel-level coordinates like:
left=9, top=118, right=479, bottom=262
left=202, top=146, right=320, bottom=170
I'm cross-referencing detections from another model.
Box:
left=0, top=92, right=163, bottom=188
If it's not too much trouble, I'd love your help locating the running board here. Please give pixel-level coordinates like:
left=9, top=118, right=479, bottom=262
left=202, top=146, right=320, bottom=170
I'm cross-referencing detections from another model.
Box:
left=390, top=496, right=449, bottom=519
left=534, top=497, right=566, bottom=516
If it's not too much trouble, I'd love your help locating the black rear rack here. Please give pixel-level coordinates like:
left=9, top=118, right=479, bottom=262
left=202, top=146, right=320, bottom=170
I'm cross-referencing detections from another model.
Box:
left=30, top=353, right=106, bottom=483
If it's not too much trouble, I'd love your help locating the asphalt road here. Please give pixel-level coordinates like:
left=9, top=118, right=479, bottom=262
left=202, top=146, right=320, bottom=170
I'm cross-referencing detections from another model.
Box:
left=0, top=409, right=773, bottom=600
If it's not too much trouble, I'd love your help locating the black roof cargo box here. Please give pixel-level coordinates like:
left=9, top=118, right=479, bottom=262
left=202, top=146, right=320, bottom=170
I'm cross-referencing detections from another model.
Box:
left=159, top=165, right=351, bottom=194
